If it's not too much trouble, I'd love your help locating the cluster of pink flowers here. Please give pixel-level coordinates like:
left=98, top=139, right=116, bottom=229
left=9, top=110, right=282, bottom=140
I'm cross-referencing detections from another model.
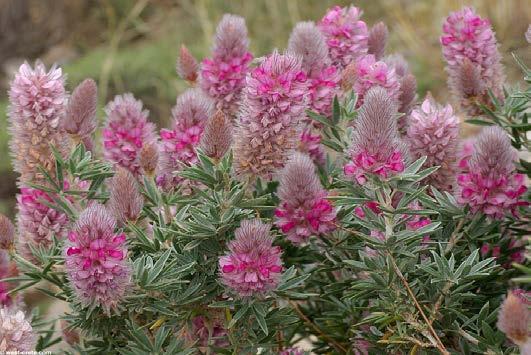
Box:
left=299, top=130, right=326, bottom=166
left=318, top=5, right=368, bottom=69
left=456, top=127, right=527, bottom=219
left=407, top=97, right=460, bottom=191
left=199, top=14, right=253, bottom=114
left=219, top=219, right=283, bottom=297
left=16, top=187, right=69, bottom=261
left=274, top=153, right=336, bottom=244
left=8, top=61, right=68, bottom=184
left=157, top=89, right=213, bottom=190
left=0, top=307, right=36, bottom=352
left=65, top=204, right=131, bottom=314
left=102, top=94, right=157, bottom=178
left=233, top=51, right=309, bottom=180
left=288, top=21, right=339, bottom=118
left=344, top=150, right=405, bottom=185
left=441, top=7, right=505, bottom=112
left=342, top=54, right=401, bottom=108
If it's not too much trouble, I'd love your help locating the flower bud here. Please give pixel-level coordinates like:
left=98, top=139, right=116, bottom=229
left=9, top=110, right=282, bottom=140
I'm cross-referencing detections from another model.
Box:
left=139, top=142, right=159, bottom=177
left=0, top=214, right=15, bottom=250
left=108, top=167, right=144, bottom=224
left=176, top=45, right=199, bottom=83
left=199, top=110, right=233, bottom=160
left=63, top=78, right=98, bottom=138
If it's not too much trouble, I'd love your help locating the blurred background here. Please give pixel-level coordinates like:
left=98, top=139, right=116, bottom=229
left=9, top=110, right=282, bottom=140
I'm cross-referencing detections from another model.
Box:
left=0, top=0, right=530, bottom=217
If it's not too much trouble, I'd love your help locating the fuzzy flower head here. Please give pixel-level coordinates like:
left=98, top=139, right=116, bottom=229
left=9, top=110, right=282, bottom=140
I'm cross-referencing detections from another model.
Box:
left=344, top=87, right=406, bottom=184
left=139, top=142, right=159, bottom=177
left=318, top=5, right=369, bottom=69
left=299, top=129, right=326, bottom=166
left=233, top=51, right=309, bottom=181
left=441, top=7, right=505, bottom=109
left=8, top=61, right=68, bottom=184
left=65, top=204, right=131, bottom=314
left=199, top=110, right=233, bottom=160
left=16, top=187, right=69, bottom=261
left=368, top=22, right=389, bottom=60
left=102, top=94, right=157, bottom=177
left=157, top=89, right=214, bottom=190
left=176, top=45, right=199, bottom=83
left=407, top=96, right=460, bottom=191
left=385, top=54, right=417, bottom=117
left=456, top=127, right=527, bottom=219
left=275, top=153, right=336, bottom=244
left=288, top=21, right=339, bottom=118
left=0, top=214, right=15, bottom=250
left=200, top=14, right=253, bottom=114
left=342, top=54, right=401, bottom=108
left=497, top=290, right=530, bottom=346
left=63, top=78, right=98, bottom=138
left=219, top=219, right=283, bottom=297
left=107, top=167, right=143, bottom=225
left=0, top=307, right=36, bottom=352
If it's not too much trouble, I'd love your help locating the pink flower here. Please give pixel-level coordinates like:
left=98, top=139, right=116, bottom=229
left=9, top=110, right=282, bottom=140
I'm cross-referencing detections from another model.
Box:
left=200, top=14, right=253, bottom=114
left=318, top=6, right=369, bottom=69
left=185, top=313, right=228, bottom=348
left=345, top=87, right=407, bottom=185
left=219, top=219, right=283, bottom=297
left=407, top=96, right=460, bottom=191
left=16, top=187, right=69, bottom=262
left=65, top=204, right=131, bottom=314
left=441, top=7, right=505, bottom=112
left=354, top=201, right=381, bottom=218
left=288, top=21, right=340, bottom=118
left=497, top=290, right=530, bottom=346
left=63, top=78, right=98, bottom=138
left=102, top=94, right=157, bottom=178
left=298, top=130, right=325, bottom=166
left=456, top=127, right=527, bottom=219
left=8, top=61, right=68, bottom=184
left=233, top=51, right=309, bottom=181
left=342, top=54, right=401, bottom=107
left=199, top=110, right=233, bottom=160
left=0, top=251, right=17, bottom=307
left=274, top=153, right=336, bottom=244
left=405, top=201, right=431, bottom=231
left=107, top=167, right=144, bottom=225
left=0, top=307, right=36, bottom=352
left=157, top=89, right=213, bottom=190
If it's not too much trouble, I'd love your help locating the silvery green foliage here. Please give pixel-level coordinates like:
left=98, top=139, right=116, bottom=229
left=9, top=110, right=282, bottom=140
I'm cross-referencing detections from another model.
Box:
left=4, top=17, right=530, bottom=355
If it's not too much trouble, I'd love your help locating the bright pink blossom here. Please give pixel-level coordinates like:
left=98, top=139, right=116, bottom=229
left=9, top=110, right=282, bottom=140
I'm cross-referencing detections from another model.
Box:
left=274, top=153, right=336, bottom=244
left=318, top=6, right=369, bottom=69
left=200, top=14, right=253, bottom=114
left=342, top=54, right=401, bottom=108
left=102, top=94, right=157, bottom=178
left=65, top=204, right=131, bottom=314
left=299, top=130, right=325, bottom=166
left=219, top=219, right=283, bottom=297
left=456, top=127, right=527, bottom=219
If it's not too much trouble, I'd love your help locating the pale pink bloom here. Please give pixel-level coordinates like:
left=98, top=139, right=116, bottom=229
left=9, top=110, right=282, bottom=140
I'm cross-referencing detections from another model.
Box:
left=219, top=219, right=283, bottom=297
left=102, top=94, right=157, bottom=178
left=407, top=97, right=460, bottom=191
left=8, top=61, right=68, bottom=184
left=368, top=22, right=388, bottom=60
left=318, top=6, right=369, bottom=69
left=288, top=21, right=339, bottom=118
left=441, top=7, right=505, bottom=112
left=298, top=129, right=325, bottom=166
left=63, top=78, right=98, bottom=138
left=16, top=187, right=69, bottom=262
left=0, top=307, right=36, bottom=352
left=233, top=51, right=309, bottom=181
left=497, top=290, right=530, bottom=346
left=0, top=214, right=15, bottom=250
left=107, top=167, right=143, bottom=225
left=344, top=87, right=407, bottom=184
left=274, top=153, right=336, bottom=244
left=176, top=45, right=199, bottom=83
left=65, top=204, right=131, bottom=314
left=199, top=110, right=233, bottom=160
left=200, top=14, right=253, bottom=114
left=157, top=89, right=213, bottom=190
left=342, top=54, right=401, bottom=107
left=456, top=127, right=527, bottom=219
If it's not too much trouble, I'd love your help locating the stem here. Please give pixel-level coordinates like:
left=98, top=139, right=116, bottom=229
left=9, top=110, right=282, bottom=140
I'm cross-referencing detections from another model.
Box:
left=289, top=301, right=347, bottom=354
left=387, top=254, right=449, bottom=355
